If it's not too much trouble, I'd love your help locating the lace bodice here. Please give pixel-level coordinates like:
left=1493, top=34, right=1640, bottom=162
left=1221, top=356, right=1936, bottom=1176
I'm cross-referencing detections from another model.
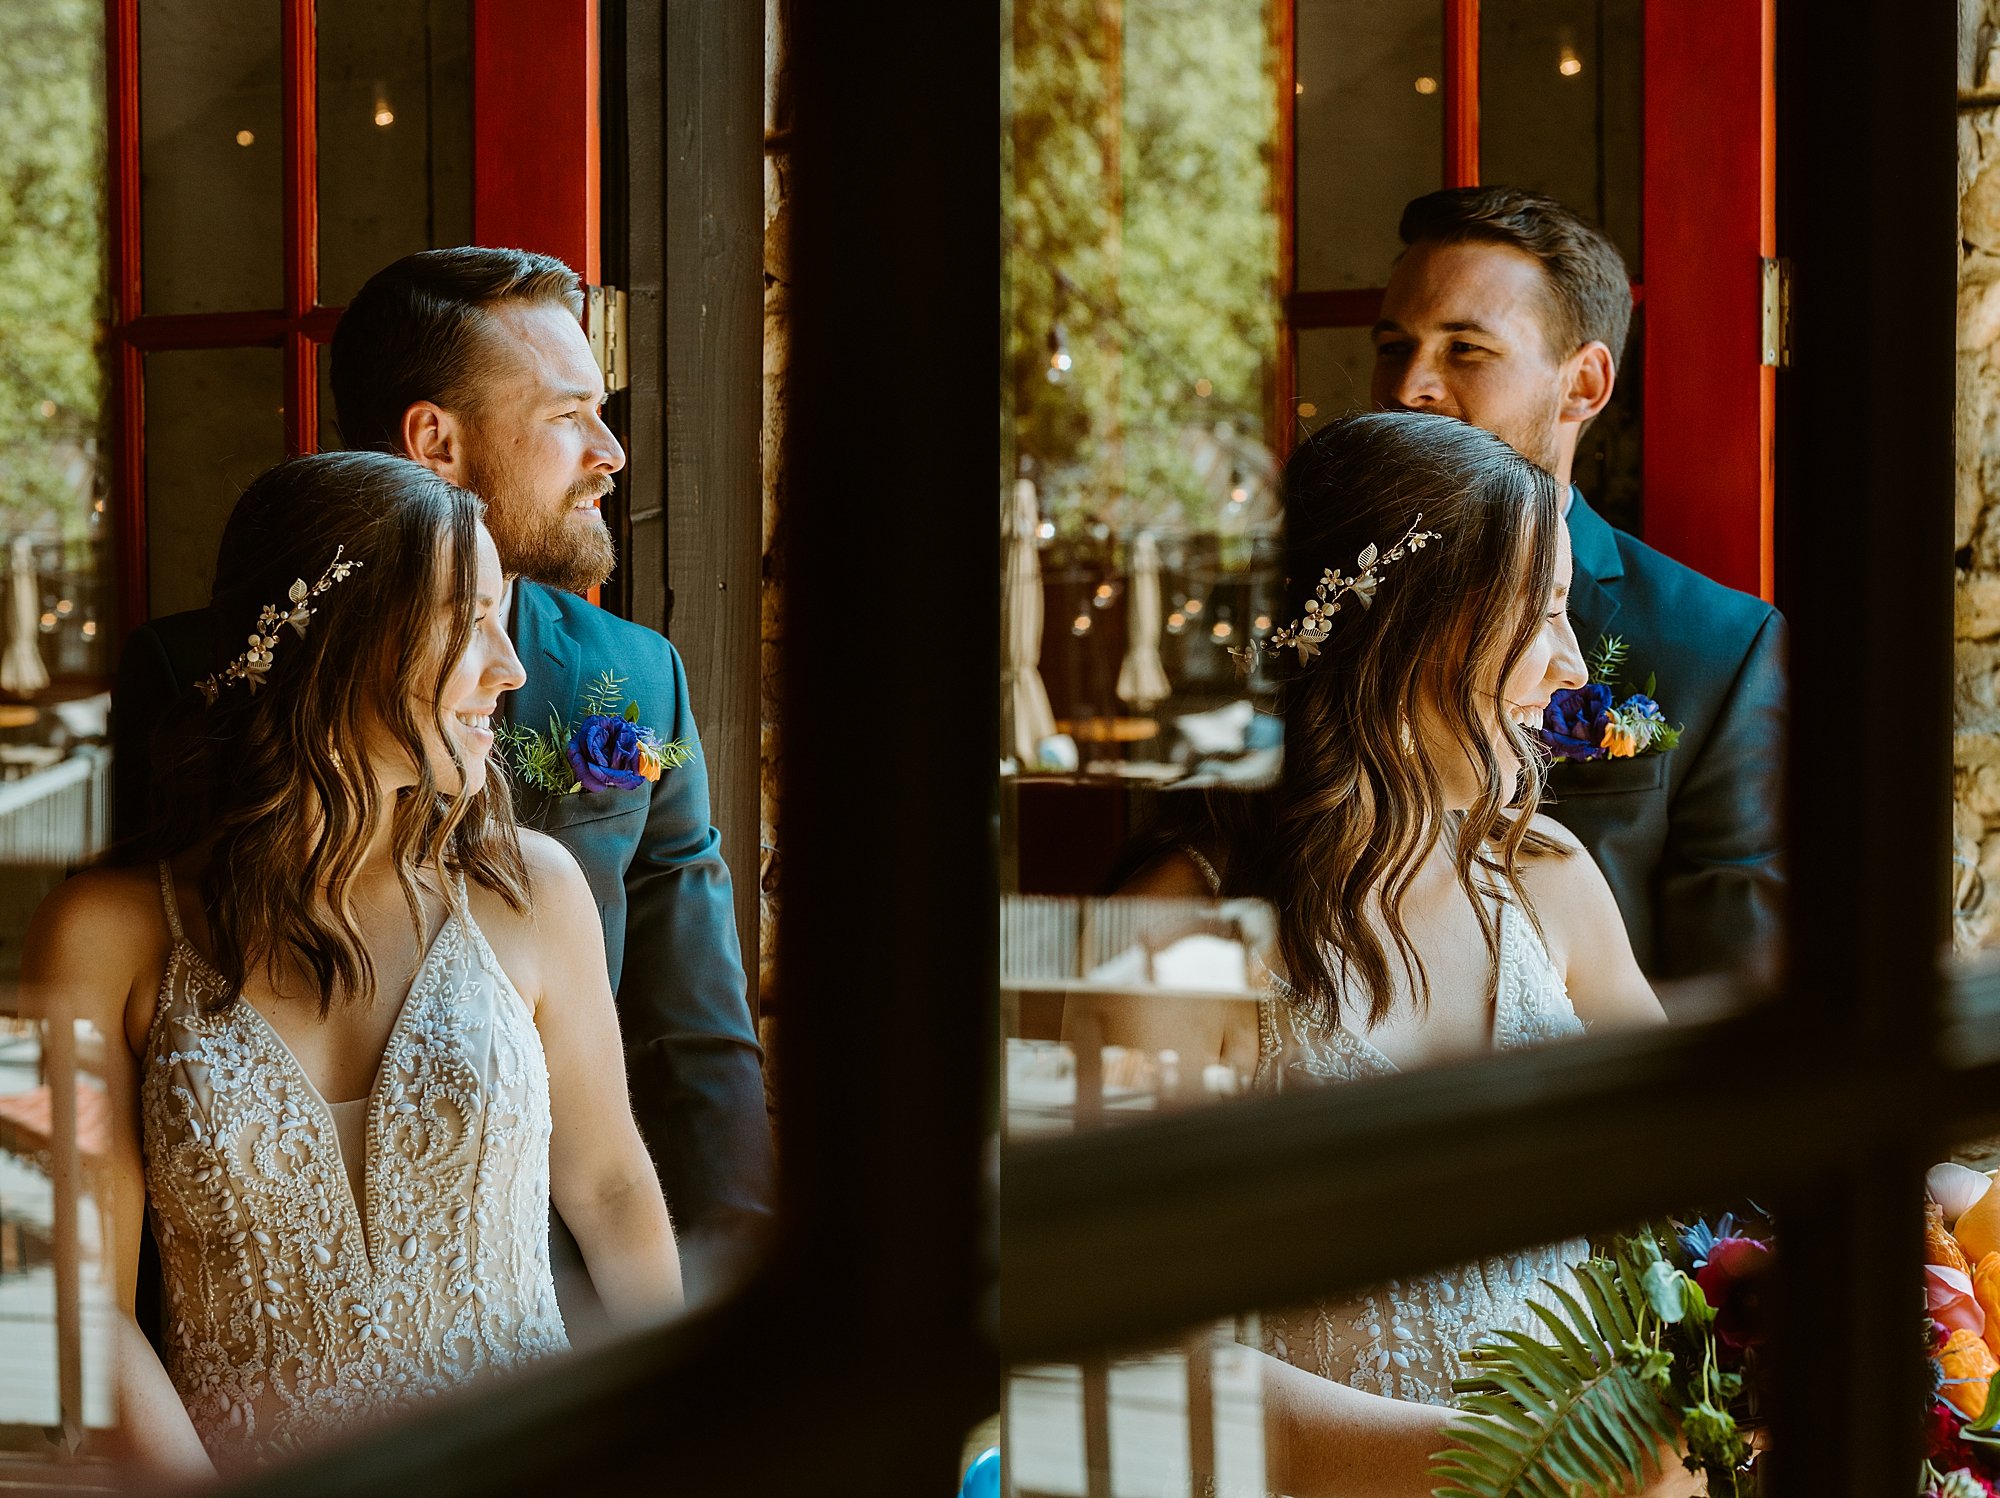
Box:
left=1251, top=895, right=1588, bottom=1405
left=139, top=865, right=568, bottom=1466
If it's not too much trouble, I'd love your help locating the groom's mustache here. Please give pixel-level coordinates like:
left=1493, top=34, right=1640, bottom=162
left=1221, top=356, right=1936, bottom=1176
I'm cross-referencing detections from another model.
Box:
left=569, top=478, right=615, bottom=504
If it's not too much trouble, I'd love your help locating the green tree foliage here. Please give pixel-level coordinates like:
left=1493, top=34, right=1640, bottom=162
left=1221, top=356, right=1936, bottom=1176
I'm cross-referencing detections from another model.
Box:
left=1007, top=0, right=1278, bottom=535
left=0, top=0, right=106, bottom=541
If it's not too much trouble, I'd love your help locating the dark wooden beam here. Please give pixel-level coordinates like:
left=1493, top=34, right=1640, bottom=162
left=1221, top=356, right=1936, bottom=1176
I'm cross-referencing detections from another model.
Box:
left=662, top=0, right=764, bottom=986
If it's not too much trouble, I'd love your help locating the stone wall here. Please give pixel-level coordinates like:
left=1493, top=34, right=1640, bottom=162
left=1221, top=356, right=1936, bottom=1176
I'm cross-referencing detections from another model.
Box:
left=1958, top=0, right=2000, bottom=948
left=759, top=0, right=790, bottom=1057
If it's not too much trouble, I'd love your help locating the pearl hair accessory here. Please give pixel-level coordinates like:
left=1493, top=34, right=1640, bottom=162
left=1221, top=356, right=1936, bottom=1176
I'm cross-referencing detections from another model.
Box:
left=1232, top=515, right=1441, bottom=669
left=196, top=547, right=363, bottom=704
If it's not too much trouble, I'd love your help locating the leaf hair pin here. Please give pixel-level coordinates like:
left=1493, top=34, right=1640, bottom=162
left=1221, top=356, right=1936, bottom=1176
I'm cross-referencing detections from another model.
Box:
left=196, top=546, right=364, bottom=704
left=1231, top=514, right=1441, bottom=669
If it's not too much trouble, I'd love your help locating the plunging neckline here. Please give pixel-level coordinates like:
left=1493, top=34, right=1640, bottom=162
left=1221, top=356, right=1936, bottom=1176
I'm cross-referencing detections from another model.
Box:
left=166, top=899, right=461, bottom=1271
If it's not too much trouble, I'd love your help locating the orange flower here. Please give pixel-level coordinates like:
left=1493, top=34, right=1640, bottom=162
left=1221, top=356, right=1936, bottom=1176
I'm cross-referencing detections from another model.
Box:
left=1931, top=1199, right=1973, bottom=1275
left=1976, top=1253, right=2000, bottom=1361
left=1940, top=1327, right=1999, bottom=1419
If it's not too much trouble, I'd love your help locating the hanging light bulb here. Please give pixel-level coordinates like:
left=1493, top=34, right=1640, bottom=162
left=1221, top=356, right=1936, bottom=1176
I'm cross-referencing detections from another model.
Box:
left=1558, top=44, right=1582, bottom=77
left=1166, top=610, right=1187, bottom=635
left=1046, top=319, right=1073, bottom=383
left=1071, top=612, right=1093, bottom=637
left=374, top=82, right=396, bottom=127
left=1414, top=76, right=1439, bottom=96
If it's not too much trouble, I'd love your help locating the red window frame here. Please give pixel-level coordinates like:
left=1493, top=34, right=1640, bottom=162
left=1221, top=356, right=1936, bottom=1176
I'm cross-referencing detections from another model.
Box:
left=105, top=0, right=603, bottom=638
left=1278, top=0, right=1776, bottom=601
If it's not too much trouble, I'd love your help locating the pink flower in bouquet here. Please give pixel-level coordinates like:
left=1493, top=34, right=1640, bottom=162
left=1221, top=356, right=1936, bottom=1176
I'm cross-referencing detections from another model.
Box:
left=1695, top=1236, right=1775, bottom=1353
left=1931, top=1263, right=1989, bottom=1343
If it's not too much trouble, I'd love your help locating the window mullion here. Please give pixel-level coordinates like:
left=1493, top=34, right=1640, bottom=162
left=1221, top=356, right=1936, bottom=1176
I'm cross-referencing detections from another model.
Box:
left=282, top=0, right=319, bottom=455
left=1442, top=0, right=1478, bottom=186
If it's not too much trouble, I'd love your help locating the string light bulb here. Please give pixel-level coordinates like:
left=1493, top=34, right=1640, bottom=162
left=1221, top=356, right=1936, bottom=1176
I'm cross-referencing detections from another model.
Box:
left=1558, top=45, right=1582, bottom=77
left=235, top=129, right=255, bottom=146
left=374, top=83, right=395, bottom=127
left=1046, top=319, right=1072, bottom=383
left=1414, top=76, right=1439, bottom=95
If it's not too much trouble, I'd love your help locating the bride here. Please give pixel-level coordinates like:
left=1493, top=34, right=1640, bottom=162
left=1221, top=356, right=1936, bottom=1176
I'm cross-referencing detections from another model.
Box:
left=1071, top=411, right=1684, bottom=1496
left=23, top=452, right=680, bottom=1477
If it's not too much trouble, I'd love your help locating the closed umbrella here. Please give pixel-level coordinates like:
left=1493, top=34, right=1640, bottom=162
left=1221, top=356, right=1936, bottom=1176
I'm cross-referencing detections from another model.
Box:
left=1003, top=479, right=1057, bottom=764
left=1116, top=531, right=1170, bottom=711
left=1, top=537, right=48, bottom=695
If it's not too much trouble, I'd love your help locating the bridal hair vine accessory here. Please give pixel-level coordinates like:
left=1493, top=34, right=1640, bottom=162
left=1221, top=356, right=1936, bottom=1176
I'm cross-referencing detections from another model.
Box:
left=196, top=547, right=364, bottom=704
left=1232, top=515, right=1441, bottom=668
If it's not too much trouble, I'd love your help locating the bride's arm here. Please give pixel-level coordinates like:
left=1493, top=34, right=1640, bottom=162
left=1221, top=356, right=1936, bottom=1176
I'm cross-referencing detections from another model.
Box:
left=1257, top=1350, right=1459, bottom=1497
left=19, top=872, right=215, bottom=1482
left=1521, top=815, right=1665, bottom=1031
left=521, top=833, right=684, bottom=1323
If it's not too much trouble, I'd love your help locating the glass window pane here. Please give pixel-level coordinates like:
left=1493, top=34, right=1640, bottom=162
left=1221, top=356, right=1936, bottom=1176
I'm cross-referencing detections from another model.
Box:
left=144, top=347, right=284, bottom=619
left=317, top=0, right=473, bottom=308
left=1478, top=0, right=1644, bottom=276
left=1293, top=0, right=1442, bottom=293
left=0, top=1015, right=119, bottom=1435
left=139, top=0, right=282, bottom=314
left=1293, top=325, right=1378, bottom=436
left=1008, top=1205, right=1780, bottom=1495
left=1004, top=0, right=1280, bottom=786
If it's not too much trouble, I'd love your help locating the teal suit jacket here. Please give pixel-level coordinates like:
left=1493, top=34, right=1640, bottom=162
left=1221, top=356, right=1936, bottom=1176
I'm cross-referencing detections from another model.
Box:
left=1543, top=492, right=1786, bottom=980
left=113, top=585, right=776, bottom=1254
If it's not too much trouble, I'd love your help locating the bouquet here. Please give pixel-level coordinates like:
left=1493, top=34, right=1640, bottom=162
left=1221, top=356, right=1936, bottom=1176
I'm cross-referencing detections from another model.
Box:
left=1429, top=1174, right=2000, bottom=1498
left=1428, top=1210, right=1771, bottom=1498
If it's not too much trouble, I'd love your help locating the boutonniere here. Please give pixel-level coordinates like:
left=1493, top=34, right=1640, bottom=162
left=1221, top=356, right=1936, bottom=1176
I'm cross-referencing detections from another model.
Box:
left=496, top=670, right=695, bottom=796
left=1539, top=635, right=1683, bottom=762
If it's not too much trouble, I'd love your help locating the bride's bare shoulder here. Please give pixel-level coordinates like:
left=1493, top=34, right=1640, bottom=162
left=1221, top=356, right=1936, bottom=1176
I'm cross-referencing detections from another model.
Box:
left=1117, top=847, right=1218, bottom=899
left=1509, top=812, right=1598, bottom=904
left=31, top=863, right=170, bottom=945
left=21, top=864, right=173, bottom=1035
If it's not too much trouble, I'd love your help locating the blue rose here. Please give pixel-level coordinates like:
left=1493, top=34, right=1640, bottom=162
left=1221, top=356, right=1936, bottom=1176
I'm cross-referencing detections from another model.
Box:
left=1539, top=682, right=1613, bottom=761
left=566, top=713, right=650, bottom=792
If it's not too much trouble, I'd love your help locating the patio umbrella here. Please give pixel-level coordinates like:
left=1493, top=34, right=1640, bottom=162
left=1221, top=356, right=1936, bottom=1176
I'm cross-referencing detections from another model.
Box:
left=1, top=537, right=48, bottom=695
left=1003, top=479, right=1057, bottom=764
left=1116, top=531, right=1170, bottom=711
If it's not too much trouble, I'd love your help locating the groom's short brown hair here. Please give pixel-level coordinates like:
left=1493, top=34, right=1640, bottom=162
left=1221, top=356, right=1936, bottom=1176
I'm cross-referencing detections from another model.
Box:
left=330, top=247, right=585, bottom=454
left=1398, top=187, right=1633, bottom=371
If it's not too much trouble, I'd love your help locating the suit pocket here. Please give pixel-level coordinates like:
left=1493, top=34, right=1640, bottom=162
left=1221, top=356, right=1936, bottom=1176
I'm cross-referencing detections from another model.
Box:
left=534, top=785, right=651, bottom=830
left=1546, top=753, right=1667, bottom=798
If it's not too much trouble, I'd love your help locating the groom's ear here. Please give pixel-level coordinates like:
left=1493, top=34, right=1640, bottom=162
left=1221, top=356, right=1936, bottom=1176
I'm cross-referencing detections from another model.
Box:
left=401, top=401, right=470, bottom=484
left=1558, top=341, right=1616, bottom=427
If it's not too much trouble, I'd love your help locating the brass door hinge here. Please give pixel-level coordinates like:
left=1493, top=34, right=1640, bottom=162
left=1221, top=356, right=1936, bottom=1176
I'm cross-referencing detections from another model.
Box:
left=1760, top=257, right=1792, bottom=368
left=585, top=284, right=629, bottom=394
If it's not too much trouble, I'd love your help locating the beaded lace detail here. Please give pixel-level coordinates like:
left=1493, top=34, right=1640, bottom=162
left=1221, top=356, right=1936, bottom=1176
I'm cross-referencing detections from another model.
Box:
left=139, top=864, right=568, bottom=1466
left=1251, top=897, right=1588, bottom=1405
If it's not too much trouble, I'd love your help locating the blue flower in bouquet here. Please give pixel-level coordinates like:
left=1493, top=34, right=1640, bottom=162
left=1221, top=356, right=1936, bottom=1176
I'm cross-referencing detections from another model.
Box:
left=1541, top=682, right=1613, bottom=761
left=496, top=670, right=694, bottom=797
left=567, top=712, right=660, bottom=792
left=1537, top=635, right=1683, bottom=763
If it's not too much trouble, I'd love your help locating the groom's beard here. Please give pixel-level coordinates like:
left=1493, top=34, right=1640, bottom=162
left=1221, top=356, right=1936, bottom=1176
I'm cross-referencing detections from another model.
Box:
left=475, top=464, right=618, bottom=595
left=1499, top=385, right=1569, bottom=479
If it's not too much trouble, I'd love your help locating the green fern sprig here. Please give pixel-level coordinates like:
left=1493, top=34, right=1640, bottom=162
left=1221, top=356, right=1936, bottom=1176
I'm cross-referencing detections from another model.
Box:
left=1588, top=634, right=1630, bottom=689
left=495, top=711, right=582, bottom=796
left=1431, top=1239, right=1755, bottom=1498
left=578, top=669, right=629, bottom=718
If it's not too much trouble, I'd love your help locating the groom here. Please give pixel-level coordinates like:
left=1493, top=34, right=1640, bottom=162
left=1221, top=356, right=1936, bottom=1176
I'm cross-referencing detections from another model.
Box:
left=1370, top=187, right=1785, bottom=983
left=113, top=248, right=775, bottom=1293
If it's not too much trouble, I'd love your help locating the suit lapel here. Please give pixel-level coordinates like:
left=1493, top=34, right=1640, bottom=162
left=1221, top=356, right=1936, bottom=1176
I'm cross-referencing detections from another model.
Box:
left=506, top=580, right=582, bottom=740
left=1564, top=488, right=1623, bottom=651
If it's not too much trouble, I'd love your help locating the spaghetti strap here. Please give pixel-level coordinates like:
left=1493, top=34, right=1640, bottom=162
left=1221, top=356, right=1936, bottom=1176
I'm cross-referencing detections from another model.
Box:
left=1179, top=843, right=1223, bottom=897
left=156, top=860, right=185, bottom=942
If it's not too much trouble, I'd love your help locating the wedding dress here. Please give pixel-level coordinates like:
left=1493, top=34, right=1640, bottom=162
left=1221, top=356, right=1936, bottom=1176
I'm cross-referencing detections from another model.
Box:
left=139, top=864, right=569, bottom=1465
left=1251, top=895, right=1589, bottom=1404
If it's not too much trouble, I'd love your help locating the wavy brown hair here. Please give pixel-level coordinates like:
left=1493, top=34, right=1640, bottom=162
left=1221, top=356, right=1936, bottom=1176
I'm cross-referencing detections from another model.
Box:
left=1207, top=410, right=1567, bottom=1029
left=126, top=450, right=530, bottom=1014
